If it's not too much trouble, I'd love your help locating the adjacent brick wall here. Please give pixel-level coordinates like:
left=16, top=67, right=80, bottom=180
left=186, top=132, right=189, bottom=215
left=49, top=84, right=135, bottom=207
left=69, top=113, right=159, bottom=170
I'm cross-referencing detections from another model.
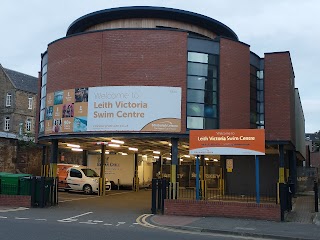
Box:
left=47, top=29, right=188, bottom=132
left=219, top=38, right=250, bottom=129
left=0, top=195, right=31, bottom=208
left=264, top=52, right=295, bottom=142
left=164, top=199, right=281, bottom=221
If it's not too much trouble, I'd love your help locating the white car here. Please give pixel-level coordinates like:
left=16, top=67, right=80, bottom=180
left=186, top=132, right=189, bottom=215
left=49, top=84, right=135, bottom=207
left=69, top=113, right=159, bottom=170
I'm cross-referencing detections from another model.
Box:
left=58, top=164, right=111, bottom=194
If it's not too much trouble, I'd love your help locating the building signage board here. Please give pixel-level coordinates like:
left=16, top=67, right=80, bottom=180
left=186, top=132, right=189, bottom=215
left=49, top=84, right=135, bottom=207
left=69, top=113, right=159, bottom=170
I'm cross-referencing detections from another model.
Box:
left=44, top=86, right=181, bottom=134
left=189, top=129, right=265, bottom=155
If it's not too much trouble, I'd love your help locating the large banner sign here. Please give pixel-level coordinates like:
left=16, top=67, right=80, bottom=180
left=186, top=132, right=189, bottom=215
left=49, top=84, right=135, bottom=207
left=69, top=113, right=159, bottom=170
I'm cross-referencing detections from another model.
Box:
left=45, top=86, right=181, bottom=134
left=189, top=129, right=265, bottom=155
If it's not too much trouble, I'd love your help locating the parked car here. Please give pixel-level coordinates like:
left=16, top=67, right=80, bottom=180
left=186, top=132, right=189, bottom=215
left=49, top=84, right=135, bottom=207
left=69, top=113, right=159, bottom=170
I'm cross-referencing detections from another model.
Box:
left=57, top=164, right=111, bottom=194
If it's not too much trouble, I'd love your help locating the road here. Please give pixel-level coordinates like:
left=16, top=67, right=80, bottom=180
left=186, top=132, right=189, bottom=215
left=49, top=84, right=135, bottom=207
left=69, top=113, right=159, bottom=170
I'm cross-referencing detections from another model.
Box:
left=0, top=191, right=271, bottom=240
left=0, top=214, right=269, bottom=240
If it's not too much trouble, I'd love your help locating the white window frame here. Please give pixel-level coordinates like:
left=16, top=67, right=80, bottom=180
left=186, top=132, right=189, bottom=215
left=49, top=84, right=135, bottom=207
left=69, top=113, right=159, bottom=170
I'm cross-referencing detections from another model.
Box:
left=26, top=119, right=32, bottom=132
left=4, top=117, right=10, bottom=131
left=28, top=97, right=33, bottom=109
left=6, top=93, right=12, bottom=107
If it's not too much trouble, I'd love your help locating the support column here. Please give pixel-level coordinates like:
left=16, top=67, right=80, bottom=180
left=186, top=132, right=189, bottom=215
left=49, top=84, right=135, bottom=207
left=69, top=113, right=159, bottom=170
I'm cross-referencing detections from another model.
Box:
left=50, top=139, right=58, bottom=205
left=279, top=145, right=285, bottom=183
left=50, top=140, right=58, bottom=177
left=200, top=155, right=205, bottom=181
left=278, top=144, right=285, bottom=207
left=255, top=155, right=260, bottom=204
left=99, top=144, right=106, bottom=196
left=200, top=155, right=206, bottom=200
left=41, top=146, right=47, bottom=177
left=159, top=155, right=162, bottom=178
left=220, top=157, right=225, bottom=195
left=82, top=150, right=88, bottom=166
left=196, top=155, right=200, bottom=200
left=170, top=138, right=179, bottom=199
left=133, top=152, right=139, bottom=191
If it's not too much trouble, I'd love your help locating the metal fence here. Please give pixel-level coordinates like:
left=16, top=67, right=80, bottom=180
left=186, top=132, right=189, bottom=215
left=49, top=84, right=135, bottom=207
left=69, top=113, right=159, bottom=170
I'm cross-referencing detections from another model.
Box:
left=297, top=167, right=318, bottom=193
left=177, top=187, right=277, bottom=203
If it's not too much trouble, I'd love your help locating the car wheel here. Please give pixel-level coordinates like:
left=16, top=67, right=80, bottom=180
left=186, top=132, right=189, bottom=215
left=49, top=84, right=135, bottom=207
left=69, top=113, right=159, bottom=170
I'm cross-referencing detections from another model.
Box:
left=83, top=184, right=92, bottom=195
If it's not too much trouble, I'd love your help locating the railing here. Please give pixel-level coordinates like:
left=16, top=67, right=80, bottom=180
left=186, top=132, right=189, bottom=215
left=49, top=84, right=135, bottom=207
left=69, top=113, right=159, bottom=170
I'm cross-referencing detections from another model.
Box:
left=177, top=187, right=277, bottom=203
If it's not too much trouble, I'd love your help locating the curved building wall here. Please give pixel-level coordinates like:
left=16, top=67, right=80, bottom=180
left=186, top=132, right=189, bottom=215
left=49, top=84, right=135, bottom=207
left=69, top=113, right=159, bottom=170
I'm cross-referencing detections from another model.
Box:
left=43, top=29, right=188, bottom=135
left=85, top=18, right=217, bottom=39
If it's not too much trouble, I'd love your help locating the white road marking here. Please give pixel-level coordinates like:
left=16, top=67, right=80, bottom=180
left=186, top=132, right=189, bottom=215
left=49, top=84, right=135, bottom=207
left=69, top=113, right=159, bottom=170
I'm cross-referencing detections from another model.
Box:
left=103, top=223, right=113, bottom=226
left=15, top=217, right=29, bottom=220
left=35, top=219, right=47, bottom=221
left=105, top=192, right=132, bottom=196
left=59, top=191, right=131, bottom=203
left=116, top=222, right=125, bottom=226
left=79, top=220, right=97, bottom=225
left=92, top=220, right=103, bottom=223
left=0, top=207, right=29, bottom=213
left=59, top=196, right=99, bottom=203
left=235, top=227, right=256, bottom=231
left=57, top=211, right=93, bottom=223
left=0, top=216, right=8, bottom=219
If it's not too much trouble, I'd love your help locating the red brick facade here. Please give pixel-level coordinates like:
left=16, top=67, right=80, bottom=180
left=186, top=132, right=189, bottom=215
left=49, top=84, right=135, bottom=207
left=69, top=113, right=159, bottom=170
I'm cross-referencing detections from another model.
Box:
left=219, top=38, right=250, bottom=129
left=0, top=195, right=31, bottom=208
left=264, top=52, right=295, bottom=142
left=47, top=29, right=188, bottom=132
left=164, top=199, right=281, bottom=221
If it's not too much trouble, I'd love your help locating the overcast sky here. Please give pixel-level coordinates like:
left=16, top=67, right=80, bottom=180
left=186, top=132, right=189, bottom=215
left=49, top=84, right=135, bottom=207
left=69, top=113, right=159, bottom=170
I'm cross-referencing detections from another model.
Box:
left=1, top=0, right=319, bottom=133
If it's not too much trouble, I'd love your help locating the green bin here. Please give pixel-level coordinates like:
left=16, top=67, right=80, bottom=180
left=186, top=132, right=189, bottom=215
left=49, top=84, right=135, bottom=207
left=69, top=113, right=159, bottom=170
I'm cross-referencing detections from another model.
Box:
left=19, top=175, right=32, bottom=195
left=0, top=173, right=31, bottom=195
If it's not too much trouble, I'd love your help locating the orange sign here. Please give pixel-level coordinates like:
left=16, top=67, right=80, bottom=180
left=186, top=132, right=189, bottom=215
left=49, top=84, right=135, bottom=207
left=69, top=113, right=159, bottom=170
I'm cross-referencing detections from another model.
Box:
left=189, top=129, right=265, bottom=155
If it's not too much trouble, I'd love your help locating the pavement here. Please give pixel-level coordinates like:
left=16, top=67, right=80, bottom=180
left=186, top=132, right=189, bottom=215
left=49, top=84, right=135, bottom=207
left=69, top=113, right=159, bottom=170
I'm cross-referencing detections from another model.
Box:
left=149, top=192, right=320, bottom=240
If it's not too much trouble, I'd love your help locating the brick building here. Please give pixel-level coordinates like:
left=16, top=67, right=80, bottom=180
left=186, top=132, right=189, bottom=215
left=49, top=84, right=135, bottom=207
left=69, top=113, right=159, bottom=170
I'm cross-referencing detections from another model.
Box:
left=37, top=7, right=305, bottom=220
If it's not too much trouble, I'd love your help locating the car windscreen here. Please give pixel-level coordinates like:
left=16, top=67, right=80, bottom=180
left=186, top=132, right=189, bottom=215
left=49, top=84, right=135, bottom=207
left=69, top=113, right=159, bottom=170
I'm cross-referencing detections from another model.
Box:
left=82, top=168, right=99, bottom=177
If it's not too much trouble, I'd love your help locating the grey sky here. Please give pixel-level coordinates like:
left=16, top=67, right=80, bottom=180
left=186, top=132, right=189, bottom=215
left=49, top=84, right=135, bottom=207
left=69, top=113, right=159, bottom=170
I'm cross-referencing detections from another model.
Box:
left=1, top=0, right=318, bottom=133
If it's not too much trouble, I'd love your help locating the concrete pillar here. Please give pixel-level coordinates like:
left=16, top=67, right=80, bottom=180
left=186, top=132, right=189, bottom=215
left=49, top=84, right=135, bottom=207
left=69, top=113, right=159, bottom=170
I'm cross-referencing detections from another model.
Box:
left=82, top=150, right=88, bottom=166
left=50, top=139, right=58, bottom=205
left=50, top=139, right=58, bottom=177
left=99, top=144, right=106, bottom=196
left=133, top=152, right=139, bottom=191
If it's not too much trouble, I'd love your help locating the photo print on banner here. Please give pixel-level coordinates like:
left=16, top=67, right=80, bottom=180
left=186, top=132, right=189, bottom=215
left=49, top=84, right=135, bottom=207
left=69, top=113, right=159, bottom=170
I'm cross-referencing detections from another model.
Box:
left=44, top=88, right=89, bottom=134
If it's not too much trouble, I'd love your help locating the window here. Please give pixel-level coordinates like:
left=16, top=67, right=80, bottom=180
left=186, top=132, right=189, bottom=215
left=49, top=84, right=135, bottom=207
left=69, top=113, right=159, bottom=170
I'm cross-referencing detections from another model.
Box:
left=6, top=93, right=11, bottom=107
left=28, top=97, right=33, bottom=109
left=26, top=119, right=32, bottom=132
left=70, top=169, right=82, bottom=178
left=4, top=117, right=10, bottom=131
left=82, top=169, right=99, bottom=177
left=39, top=60, right=48, bottom=134
left=187, top=51, right=219, bottom=130
left=250, top=65, right=264, bottom=128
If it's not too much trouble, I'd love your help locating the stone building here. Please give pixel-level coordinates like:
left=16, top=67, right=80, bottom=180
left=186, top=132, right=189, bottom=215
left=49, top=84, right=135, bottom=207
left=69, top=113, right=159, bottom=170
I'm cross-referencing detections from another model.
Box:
left=0, top=64, right=41, bottom=174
